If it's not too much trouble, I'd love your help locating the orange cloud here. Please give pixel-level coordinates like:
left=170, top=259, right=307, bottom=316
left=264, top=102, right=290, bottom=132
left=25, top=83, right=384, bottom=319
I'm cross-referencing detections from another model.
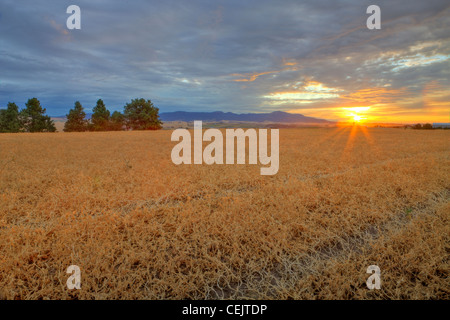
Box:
left=49, top=19, right=69, bottom=36
left=230, top=59, right=300, bottom=82
left=341, top=87, right=408, bottom=104
left=281, top=58, right=298, bottom=67
left=231, top=71, right=277, bottom=82
left=422, top=80, right=450, bottom=110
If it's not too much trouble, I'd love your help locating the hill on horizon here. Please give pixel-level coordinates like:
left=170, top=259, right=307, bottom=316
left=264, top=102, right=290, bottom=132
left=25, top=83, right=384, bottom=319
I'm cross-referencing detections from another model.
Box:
left=51, top=110, right=334, bottom=124
left=159, top=111, right=333, bottom=123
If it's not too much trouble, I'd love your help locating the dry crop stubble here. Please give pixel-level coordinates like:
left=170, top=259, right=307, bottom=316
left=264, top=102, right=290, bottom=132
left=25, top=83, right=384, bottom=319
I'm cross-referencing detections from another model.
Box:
left=0, top=127, right=448, bottom=299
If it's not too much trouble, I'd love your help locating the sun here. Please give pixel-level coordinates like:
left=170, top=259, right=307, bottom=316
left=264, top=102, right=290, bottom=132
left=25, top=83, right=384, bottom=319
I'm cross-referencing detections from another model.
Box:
left=350, top=113, right=365, bottom=123
left=341, top=107, right=370, bottom=124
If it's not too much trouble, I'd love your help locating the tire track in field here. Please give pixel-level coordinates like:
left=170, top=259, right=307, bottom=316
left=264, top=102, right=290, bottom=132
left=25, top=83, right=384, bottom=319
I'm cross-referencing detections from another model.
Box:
left=208, top=187, right=450, bottom=299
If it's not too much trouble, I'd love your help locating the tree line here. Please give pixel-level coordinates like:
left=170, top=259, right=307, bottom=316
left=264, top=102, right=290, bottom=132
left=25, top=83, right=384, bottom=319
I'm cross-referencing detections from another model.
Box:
left=411, top=123, right=433, bottom=130
left=66, top=98, right=162, bottom=132
left=0, top=98, right=56, bottom=133
left=0, top=97, right=163, bottom=133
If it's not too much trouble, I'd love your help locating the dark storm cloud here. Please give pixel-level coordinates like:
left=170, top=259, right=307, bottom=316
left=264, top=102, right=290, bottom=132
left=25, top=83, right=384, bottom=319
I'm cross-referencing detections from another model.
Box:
left=0, top=0, right=449, bottom=119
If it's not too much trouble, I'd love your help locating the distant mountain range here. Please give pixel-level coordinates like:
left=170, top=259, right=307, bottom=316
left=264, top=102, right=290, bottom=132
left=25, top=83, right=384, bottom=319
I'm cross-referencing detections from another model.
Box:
left=159, top=111, right=333, bottom=123
left=52, top=111, right=333, bottom=124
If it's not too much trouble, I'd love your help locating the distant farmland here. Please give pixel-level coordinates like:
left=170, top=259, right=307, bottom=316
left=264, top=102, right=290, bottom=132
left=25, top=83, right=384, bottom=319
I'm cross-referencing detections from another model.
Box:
left=0, top=127, right=448, bottom=299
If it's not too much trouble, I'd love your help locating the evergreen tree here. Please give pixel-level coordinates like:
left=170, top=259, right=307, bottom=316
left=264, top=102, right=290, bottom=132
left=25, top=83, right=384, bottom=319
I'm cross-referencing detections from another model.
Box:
left=110, top=111, right=125, bottom=131
left=20, top=98, right=56, bottom=132
left=91, top=99, right=110, bottom=131
left=0, top=102, right=21, bottom=133
left=123, top=98, right=162, bottom=130
left=64, top=101, right=88, bottom=132
left=0, top=109, right=6, bottom=133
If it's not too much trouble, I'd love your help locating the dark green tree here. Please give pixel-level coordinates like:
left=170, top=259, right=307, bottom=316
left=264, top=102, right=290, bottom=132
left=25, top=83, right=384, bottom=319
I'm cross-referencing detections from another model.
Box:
left=0, top=102, right=22, bottom=133
left=43, top=117, right=56, bottom=133
left=91, top=99, right=110, bottom=131
left=0, top=110, right=5, bottom=132
left=123, top=98, right=162, bottom=130
left=20, top=98, right=56, bottom=132
left=109, top=111, right=125, bottom=131
left=64, top=101, right=88, bottom=132
left=422, top=123, right=433, bottom=130
left=412, top=123, right=422, bottom=130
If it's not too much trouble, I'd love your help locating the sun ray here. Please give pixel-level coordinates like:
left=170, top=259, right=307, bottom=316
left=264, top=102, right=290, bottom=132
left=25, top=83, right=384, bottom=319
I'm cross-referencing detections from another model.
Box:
left=306, top=126, right=347, bottom=149
left=340, top=125, right=359, bottom=163
left=359, top=125, right=384, bottom=158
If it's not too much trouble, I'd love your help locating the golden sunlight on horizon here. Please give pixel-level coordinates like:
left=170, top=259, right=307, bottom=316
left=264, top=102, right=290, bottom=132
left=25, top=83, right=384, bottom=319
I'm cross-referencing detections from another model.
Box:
left=285, top=83, right=450, bottom=124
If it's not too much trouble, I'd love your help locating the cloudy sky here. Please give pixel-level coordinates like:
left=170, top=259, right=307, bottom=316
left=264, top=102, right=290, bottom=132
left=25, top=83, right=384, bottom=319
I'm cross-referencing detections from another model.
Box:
left=0, top=0, right=449, bottom=122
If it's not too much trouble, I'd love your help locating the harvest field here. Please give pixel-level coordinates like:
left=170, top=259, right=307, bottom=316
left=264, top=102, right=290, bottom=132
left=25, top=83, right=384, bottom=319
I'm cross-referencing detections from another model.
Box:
left=0, top=127, right=449, bottom=299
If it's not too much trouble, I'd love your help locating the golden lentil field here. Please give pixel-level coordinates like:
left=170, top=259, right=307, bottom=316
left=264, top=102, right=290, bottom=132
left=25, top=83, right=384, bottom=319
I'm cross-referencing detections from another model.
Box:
left=0, top=127, right=449, bottom=299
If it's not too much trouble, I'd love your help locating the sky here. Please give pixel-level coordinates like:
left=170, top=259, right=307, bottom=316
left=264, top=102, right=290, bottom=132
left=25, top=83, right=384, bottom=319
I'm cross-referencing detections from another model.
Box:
left=0, top=0, right=449, bottom=123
